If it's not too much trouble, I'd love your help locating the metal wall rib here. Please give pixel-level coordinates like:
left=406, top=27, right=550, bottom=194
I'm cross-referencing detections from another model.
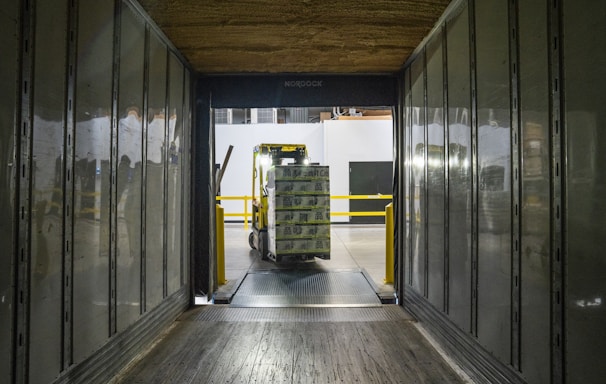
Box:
left=141, top=23, right=150, bottom=314
left=549, top=0, right=564, bottom=382
left=64, top=0, right=78, bottom=370
left=441, top=23, right=450, bottom=315
left=467, top=0, right=479, bottom=338
left=110, top=0, right=122, bottom=337
left=16, top=0, right=35, bottom=381
left=422, top=46, right=430, bottom=299
left=508, top=0, right=522, bottom=371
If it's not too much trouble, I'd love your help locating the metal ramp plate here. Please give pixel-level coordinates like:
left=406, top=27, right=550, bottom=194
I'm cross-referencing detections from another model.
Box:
left=230, top=270, right=382, bottom=307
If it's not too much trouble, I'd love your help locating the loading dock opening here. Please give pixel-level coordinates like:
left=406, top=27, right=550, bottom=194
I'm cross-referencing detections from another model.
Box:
left=194, top=74, right=399, bottom=300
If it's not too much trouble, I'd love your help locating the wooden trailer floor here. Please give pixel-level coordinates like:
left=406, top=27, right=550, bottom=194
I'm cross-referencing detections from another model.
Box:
left=115, top=225, right=467, bottom=383
left=115, top=305, right=465, bottom=384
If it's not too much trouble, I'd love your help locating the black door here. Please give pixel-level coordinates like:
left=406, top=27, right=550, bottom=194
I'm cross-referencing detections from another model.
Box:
left=349, top=161, right=392, bottom=224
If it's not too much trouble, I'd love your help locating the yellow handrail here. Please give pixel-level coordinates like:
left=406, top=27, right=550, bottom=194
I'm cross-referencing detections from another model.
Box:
left=216, top=194, right=393, bottom=229
left=216, top=195, right=251, bottom=230
left=331, top=194, right=392, bottom=200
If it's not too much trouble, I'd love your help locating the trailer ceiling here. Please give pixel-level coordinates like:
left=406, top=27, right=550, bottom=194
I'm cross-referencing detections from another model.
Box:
left=136, top=0, right=451, bottom=74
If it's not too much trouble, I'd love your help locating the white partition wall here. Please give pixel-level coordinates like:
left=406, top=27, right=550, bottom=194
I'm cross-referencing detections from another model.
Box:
left=324, top=120, right=393, bottom=222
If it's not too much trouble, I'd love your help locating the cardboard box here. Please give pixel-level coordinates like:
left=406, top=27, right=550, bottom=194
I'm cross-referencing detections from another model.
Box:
left=274, top=180, right=330, bottom=194
left=273, top=224, right=330, bottom=239
left=273, top=238, right=331, bottom=255
left=273, top=209, right=331, bottom=224
left=270, top=165, right=329, bottom=180
left=273, top=195, right=330, bottom=209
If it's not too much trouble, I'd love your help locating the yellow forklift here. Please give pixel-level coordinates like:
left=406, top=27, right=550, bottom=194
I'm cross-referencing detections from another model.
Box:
left=248, top=144, right=310, bottom=261
left=248, top=143, right=331, bottom=262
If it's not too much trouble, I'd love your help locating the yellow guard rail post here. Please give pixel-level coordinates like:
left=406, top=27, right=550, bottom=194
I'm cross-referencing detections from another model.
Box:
left=216, top=204, right=226, bottom=285
left=384, top=203, right=394, bottom=284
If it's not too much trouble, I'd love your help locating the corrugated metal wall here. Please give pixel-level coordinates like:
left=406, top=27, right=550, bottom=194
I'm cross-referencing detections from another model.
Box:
left=1, top=1, right=192, bottom=382
left=398, top=0, right=606, bottom=383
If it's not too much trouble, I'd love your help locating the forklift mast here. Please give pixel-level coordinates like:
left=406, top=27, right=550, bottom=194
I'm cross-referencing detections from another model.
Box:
left=249, top=144, right=309, bottom=260
left=252, top=143, right=309, bottom=209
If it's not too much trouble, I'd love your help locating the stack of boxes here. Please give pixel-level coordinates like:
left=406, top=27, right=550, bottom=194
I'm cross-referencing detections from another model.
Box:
left=266, top=165, right=330, bottom=260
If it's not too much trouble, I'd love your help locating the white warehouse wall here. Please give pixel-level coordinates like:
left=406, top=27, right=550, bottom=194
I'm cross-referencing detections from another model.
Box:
left=215, top=119, right=393, bottom=222
left=324, top=119, right=394, bottom=222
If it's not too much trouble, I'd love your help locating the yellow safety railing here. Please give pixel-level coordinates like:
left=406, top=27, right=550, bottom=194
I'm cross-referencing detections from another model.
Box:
left=215, top=195, right=395, bottom=287
left=216, top=195, right=252, bottom=230
left=330, top=194, right=392, bottom=217
left=216, top=194, right=393, bottom=229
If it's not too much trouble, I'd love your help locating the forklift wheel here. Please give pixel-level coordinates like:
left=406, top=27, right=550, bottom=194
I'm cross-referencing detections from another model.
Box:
left=259, top=232, right=269, bottom=260
left=248, top=232, right=256, bottom=249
